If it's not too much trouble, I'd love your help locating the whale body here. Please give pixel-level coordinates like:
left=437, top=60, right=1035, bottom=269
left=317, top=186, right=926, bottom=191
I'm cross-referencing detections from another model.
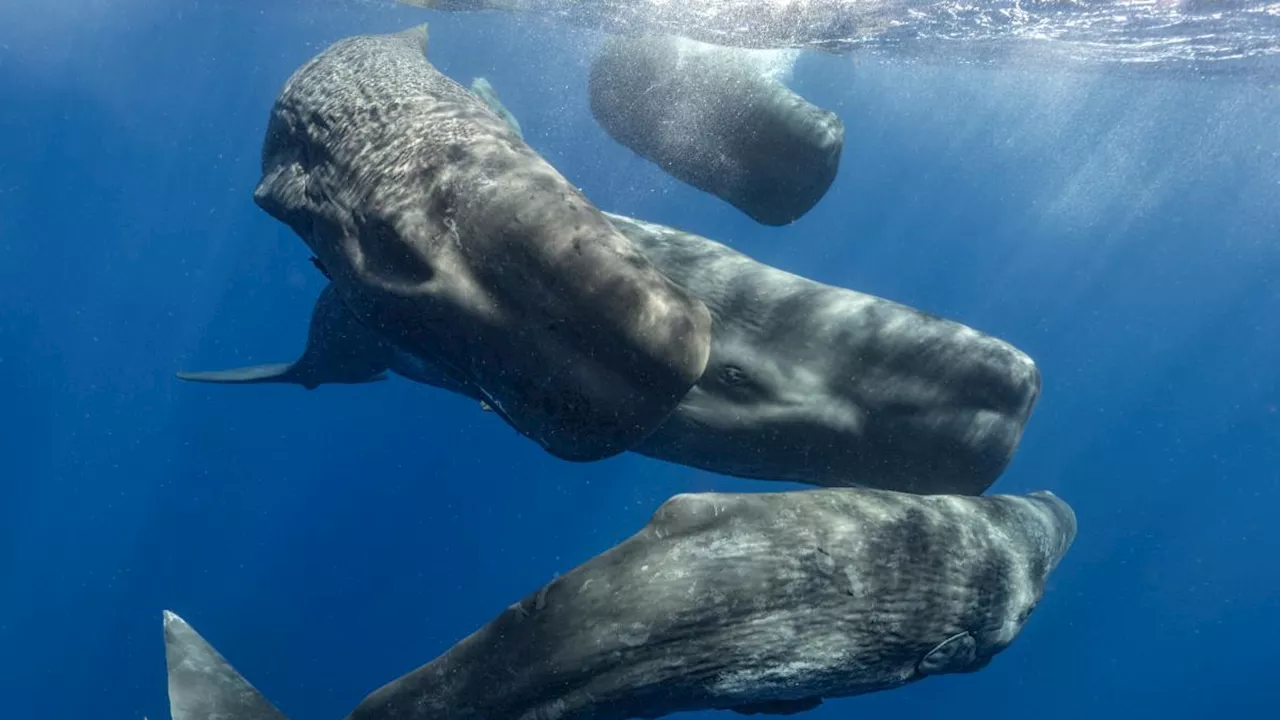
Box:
left=252, top=24, right=712, bottom=463
left=181, top=214, right=1039, bottom=495
left=163, top=487, right=1076, bottom=720
left=589, top=34, right=843, bottom=226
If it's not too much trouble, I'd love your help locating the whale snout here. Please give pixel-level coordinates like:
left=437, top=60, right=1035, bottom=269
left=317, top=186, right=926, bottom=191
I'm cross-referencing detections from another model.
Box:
left=950, top=338, right=1042, bottom=422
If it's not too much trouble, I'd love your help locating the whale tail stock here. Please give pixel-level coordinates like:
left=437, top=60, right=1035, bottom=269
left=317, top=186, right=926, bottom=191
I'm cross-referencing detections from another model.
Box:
left=163, top=610, right=290, bottom=720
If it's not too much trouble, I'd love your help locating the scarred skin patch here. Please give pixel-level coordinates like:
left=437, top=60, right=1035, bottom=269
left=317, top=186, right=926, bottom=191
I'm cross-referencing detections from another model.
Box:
left=178, top=211, right=1041, bottom=496
left=338, top=487, right=1076, bottom=720
left=162, top=489, right=1075, bottom=720
left=251, top=24, right=711, bottom=463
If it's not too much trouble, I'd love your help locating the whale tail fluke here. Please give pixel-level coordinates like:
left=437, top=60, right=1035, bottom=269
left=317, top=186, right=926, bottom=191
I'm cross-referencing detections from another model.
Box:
left=164, top=610, right=289, bottom=720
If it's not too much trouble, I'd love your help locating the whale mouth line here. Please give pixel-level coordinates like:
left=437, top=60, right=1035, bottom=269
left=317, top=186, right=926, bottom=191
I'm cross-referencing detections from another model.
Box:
left=676, top=392, right=1028, bottom=440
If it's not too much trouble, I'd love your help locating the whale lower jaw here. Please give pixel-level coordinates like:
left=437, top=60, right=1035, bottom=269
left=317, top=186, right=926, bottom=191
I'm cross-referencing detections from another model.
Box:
left=633, top=404, right=1028, bottom=495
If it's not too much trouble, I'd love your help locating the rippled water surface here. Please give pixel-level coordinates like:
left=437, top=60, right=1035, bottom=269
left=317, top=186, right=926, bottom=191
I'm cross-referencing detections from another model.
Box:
left=859, top=1, right=1280, bottom=70
left=410, top=0, right=1280, bottom=75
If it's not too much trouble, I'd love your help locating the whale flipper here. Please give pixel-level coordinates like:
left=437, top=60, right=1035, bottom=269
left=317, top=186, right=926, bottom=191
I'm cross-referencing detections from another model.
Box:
left=469, top=77, right=523, bottom=138
left=177, top=363, right=324, bottom=385
left=163, top=610, right=288, bottom=720
left=177, top=284, right=395, bottom=390
left=176, top=364, right=388, bottom=389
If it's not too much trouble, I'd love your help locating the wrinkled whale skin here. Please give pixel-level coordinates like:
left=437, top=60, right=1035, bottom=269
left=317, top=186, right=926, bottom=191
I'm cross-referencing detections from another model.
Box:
left=610, top=214, right=1041, bottom=495
left=178, top=212, right=1039, bottom=495
left=162, top=488, right=1075, bottom=720
left=347, top=488, right=1076, bottom=720
left=187, top=65, right=1034, bottom=493
left=252, top=25, right=712, bottom=462
left=590, top=35, right=844, bottom=226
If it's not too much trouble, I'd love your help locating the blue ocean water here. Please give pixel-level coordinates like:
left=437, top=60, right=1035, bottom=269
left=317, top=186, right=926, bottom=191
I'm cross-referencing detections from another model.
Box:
left=1, top=1, right=1278, bottom=718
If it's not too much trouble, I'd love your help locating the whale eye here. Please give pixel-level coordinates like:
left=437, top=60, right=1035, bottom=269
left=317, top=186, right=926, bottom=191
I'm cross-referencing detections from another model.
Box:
left=916, top=631, right=977, bottom=676
left=1016, top=601, right=1038, bottom=625
left=718, top=364, right=748, bottom=387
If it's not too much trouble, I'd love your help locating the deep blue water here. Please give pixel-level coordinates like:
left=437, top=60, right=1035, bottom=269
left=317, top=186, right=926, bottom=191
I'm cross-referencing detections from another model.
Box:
left=2, top=1, right=1278, bottom=718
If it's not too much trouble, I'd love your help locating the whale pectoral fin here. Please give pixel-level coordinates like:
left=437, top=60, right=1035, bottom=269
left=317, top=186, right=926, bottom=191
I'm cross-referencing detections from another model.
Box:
left=176, top=364, right=301, bottom=385
left=469, top=77, right=524, bottom=138
left=176, top=365, right=389, bottom=390
left=308, top=255, right=332, bottom=280
left=391, top=21, right=431, bottom=58
left=730, top=698, right=823, bottom=715
left=163, top=610, right=289, bottom=720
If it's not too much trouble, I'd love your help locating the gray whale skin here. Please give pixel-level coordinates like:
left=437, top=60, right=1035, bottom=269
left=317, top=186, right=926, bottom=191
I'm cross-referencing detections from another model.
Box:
left=181, top=213, right=1039, bottom=496
left=252, top=24, right=712, bottom=463
left=162, top=487, right=1076, bottom=720
left=612, top=214, right=1041, bottom=495
left=454, top=80, right=1039, bottom=494
left=589, top=35, right=844, bottom=226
